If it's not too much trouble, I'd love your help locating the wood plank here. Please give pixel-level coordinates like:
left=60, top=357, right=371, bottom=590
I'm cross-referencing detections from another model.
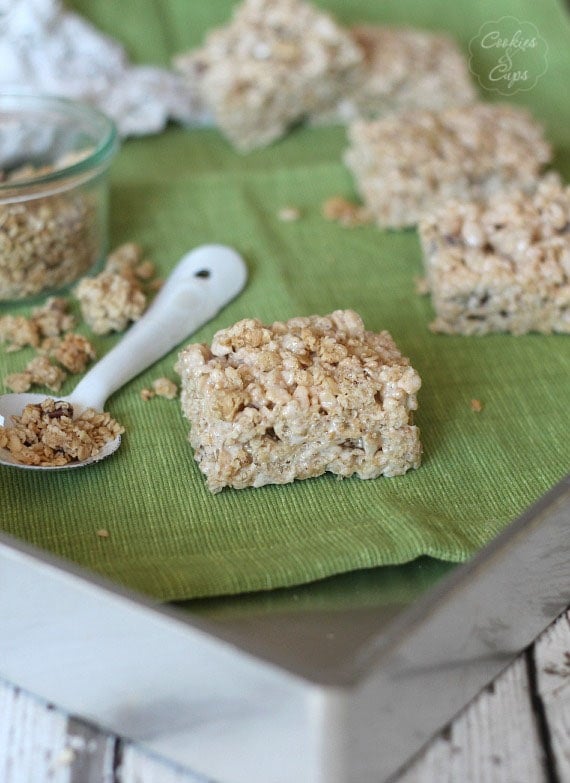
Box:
left=396, top=655, right=547, bottom=783
left=65, top=716, right=116, bottom=783
left=533, top=609, right=570, bottom=782
left=0, top=678, right=71, bottom=783
left=3, top=619, right=569, bottom=783
left=0, top=680, right=118, bottom=783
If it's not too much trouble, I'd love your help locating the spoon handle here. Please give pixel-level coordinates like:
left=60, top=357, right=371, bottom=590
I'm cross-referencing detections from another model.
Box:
left=71, top=245, right=247, bottom=410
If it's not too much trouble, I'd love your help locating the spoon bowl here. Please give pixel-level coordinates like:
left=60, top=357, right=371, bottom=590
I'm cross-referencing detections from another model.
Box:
left=0, top=244, right=247, bottom=470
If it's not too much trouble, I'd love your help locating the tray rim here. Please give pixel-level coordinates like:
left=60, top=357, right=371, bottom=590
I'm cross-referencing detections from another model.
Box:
left=0, top=475, right=568, bottom=783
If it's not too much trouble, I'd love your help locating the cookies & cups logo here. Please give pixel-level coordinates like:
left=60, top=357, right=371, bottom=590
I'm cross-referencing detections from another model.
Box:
left=469, top=16, right=548, bottom=95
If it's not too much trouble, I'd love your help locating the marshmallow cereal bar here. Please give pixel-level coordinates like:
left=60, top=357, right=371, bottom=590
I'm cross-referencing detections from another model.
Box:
left=176, top=310, right=422, bottom=492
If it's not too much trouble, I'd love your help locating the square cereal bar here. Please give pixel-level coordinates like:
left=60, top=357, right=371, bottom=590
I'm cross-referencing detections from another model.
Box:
left=419, top=177, right=570, bottom=335
left=176, top=310, right=421, bottom=492
left=310, top=25, right=476, bottom=124
left=344, top=103, right=552, bottom=228
left=173, top=0, right=362, bottom=152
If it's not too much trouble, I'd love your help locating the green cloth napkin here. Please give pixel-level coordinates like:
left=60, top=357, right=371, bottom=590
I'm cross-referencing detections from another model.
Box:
left=1, top=0, right=569, bottom=602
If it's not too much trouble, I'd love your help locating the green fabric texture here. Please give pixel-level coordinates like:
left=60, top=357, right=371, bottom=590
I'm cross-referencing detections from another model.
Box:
left=1, top=0, right=569, bottom=602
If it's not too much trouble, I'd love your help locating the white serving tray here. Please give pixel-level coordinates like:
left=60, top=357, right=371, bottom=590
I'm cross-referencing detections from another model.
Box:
left=0, top=475, right=568, bottom=783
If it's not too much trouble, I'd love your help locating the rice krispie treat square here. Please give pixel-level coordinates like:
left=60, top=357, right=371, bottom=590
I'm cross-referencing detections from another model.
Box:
left=419, top=176, right=570, bottom=335
left=173, top=0, right=362, bottom=152
left=344, top=103, right=552, bottom=228
left=176, top=310, right=421, bottom=493
left=310, top=25, right=476, bottom=124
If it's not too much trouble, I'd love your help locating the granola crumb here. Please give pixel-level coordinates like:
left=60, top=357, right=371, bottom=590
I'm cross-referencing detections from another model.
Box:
left=470, top=399, right=483, bottom=413
left=322, top=196, right=372, bottom=227
left=414, top=276, right=430, bottom=296
left=96, top=528, right=110, bottom=538
left=0, top=398, right=125, bottom=466
left=278, top=206, right=301, bottom=222
left=140, top=388, right=156, bottom=401
left=74, top=271, right=147, bottom=335
left=51, top=333, right=97, bottom=374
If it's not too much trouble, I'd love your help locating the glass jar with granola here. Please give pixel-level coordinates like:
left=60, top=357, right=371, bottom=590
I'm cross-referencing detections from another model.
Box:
left=0, top=94, right=118, bottom=302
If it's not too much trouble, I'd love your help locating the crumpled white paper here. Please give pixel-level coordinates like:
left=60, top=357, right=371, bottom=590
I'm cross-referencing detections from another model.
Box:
left=0, top=0, right=212, bottom=136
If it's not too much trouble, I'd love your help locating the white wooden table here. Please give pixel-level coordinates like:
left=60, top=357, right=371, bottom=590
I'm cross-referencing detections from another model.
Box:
left=1, top=607, right=569, bottom=783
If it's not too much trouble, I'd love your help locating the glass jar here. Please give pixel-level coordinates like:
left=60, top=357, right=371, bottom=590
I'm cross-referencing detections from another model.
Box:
left=0, top=94, right=118, bottom=302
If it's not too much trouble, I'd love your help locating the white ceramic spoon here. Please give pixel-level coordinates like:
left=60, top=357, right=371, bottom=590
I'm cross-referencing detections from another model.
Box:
left=0, top=244, right=247, bottom=470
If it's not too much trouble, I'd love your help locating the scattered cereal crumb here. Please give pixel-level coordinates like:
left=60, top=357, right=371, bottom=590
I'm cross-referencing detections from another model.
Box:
left=414, top=276, right=430, bottom=296
left=278, top=206, right=301, bottom=222
left=96, top=529, right=110, bottom=538
left=322, top=196, right=372, bottom=227
left=74, top=271, right=147, bottom=335
left=470, top=399, right=483, bottom=412
left=51, top=333, right=96, bottom=374
left=152, top=377, right=178, bottom=399
left=0, top=398, right=125, bottom=466
left=141, top=378, right=178, bottom=400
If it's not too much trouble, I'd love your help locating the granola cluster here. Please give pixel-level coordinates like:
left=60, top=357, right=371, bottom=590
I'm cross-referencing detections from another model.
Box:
left=310, top=24, right=476, bottom=124
left=0, top=243, right=158, bottom=393
left=174, top=0, right=363, bottom=151
left=74, top=242, right=154, bottom=335
left=176, top=310, right=421, bottom=493
left=344, top=103, right=552, bottom=228
left=0, top=297, right=97, bottom=393
left=0, top=153, right=99, bottom=301
left=419, top=177, right=570, bottom=335
left=0, top=398, right=124, bottom=467
left=6, top=356, right=68, bottom=393
left=0, top=297, right=75, bottom=352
